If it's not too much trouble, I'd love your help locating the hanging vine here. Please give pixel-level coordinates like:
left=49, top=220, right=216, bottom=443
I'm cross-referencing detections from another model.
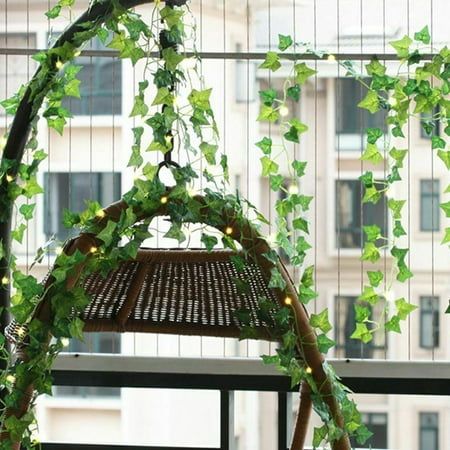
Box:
left=0, top=1, right=448, bottom=449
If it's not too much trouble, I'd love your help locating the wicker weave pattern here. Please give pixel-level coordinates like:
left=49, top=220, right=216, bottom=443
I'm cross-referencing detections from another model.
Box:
left=79, top=249, right=280, bottom=339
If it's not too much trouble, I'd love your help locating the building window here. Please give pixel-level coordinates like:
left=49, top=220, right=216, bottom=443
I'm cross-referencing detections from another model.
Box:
left=420, top=413, right=439, bottom=450
left=44, top=172, right=121, bottom=242
left=336, top=78, right=386, bottom=151
left=420, top=179, right=440, bottom=232
left=55, top=333, right=121, bottom=397
left=335, top=179, right=387, bottom=249
left=420, top=296, right=440, bottom=349
left=335, top=296, right=386, bottom=359
left=61, top=36, right=122, bottom=115
left=0, top=33, right=37, bottom=105
left=350, top=413, right=388, bottom=449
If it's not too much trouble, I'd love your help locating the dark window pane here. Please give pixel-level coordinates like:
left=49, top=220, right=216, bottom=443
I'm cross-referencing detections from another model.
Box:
left=44, top=172, right=121, bottom=242
left=350, top=413, right=388, bottom=448
left=420, top=296, right=440, bottom=349
left=335, top=179, right=387, bottom=248
left=336, top=78, right=386, bottom=144
left=61, top=36, right=122, bottom=116
left=420, top=413, right=439, bottom=450
left=334, top=296, right=386, bottom=359
left=420, top=179, right=440, bottom=232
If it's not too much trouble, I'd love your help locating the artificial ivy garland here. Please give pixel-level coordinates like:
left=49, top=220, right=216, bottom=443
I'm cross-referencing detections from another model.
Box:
left=0, top=1, right=448, bottom=449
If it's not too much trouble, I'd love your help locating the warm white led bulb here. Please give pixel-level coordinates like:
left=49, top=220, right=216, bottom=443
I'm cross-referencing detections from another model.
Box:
left=279, top=105, right=289, bottom=117
left=61, top=338, right=70, bottom=348
left=95, top=209, right=106, bottom=219
left=327, top=54, right=336, bottom=62
left=6, top=375, right=16, bottom=384
left=288, top=184, right=299, bottom=195
left=1, top=276, right=9, bottom=285
left=6, top=174, right=14, bottom=183
left=55, top=60, right=64, bottom=70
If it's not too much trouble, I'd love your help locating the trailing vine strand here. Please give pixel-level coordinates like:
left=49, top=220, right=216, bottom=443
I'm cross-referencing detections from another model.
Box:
left=0, top=1, right=448, bottom=449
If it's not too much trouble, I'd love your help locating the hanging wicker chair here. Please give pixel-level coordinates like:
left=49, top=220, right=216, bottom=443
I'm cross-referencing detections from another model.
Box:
left=2, top=196, right=351, bottom=450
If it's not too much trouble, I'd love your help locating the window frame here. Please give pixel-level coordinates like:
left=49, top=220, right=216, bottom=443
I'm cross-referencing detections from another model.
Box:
left=419, top=295, right=440, bottom=349
left=420, top=179, right=440, bottom=232
left=419, top=412, right=439, bottom=450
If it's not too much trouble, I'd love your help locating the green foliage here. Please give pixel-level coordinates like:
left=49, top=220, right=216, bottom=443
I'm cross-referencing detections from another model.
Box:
left=259, top=51, right=281, bottom=71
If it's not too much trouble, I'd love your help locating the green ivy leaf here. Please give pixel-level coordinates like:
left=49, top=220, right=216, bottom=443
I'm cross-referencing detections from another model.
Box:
left=366, top=58, right=386, bottom=77
left=355, top=424, right=374, bottom=445
left=388, top=198, right=406, bottom=219
left=294, top=63, right=317, bottom=84
left=23, top=177, right=44, bottom=198
left=162, top=47, right=184, bottom=71
left=393, top=220, right=407, bottom=237
left=260, top=156, right=279, bottom=176
left=292, top=160, right=307, bottom=177
left=390, top=35, right=413, bottom=58
left=414, top=26, right=431, bottom=44
left=45, top=5, right=62, bottom=19
left=298, top=285, right=318, bottom=304
left=367, top=270, right=383, bottom=288
left=351, top=322, right=372, bottom=343
left=363, top=224, right=381, bottom=242
left=268, top=267, right=286, bottom=289
left=358, top=285, right=379, bottom=305
left=354, top=304, right=370, bottom=322
left=442, top=227, right=450, bottom=244
left=286, top=84, right=301, bottom=102
left=19, top=203, right=35, bottom=220
left=278, top=34, right=293, bottom=51
left=11, top=224, right=27, bottom=244
left=441, top=200, right=450, bottom=217
left=200, top=142, right=218, bottom=165
left=385, top=315, right=401, bottom=333
left=64, top=79, right=81, bottom=98
left=363, top=185, right=381, bottom=204
left=259, top=88, right=277, bottom=106
left=269, top=174, right=284, bottom=191
left=313, top=425, right=328, bottom=448
left=389, top=147, right=408, bottom=168
left=69, top=317, right=85, bottom=340
left=431, top=136, right=446, bottom=149
left=366, top=127, right=383, bottom=144
left=142, top=163, right=158, bottom=181
left=257, top=104, right=279, bottom=123
left=130, top=95, right=149, bottom=117
left=391, top=246, right=413, bottom=282
left=317, top=334, right=335, bottom=354
left=395, top=297, right=418, bottom=320
left=437, top=150, right=450, bottom=169
left=361, top=143, right=383, bottom=164
left=47, top=117, right=66, bottom=136
left=259, top=51, right=281, bottom=72
left=292, top=217, right=309, bottom=234
left=309, top=308, right=332, bottom=333
left=301, top=265, right=314, bottom=288
left=284, top=119, right=308, bottom=143
left=358, top=90, right=380, bottom=113
left=201, top=233, right=218, bottom=252
left=255, top=137, right=272, bottom=154
left=361, top=242, right=380, bottom=263
left=97, top=220, right=117, bottom=247
left=152, top=87, right=174, bottom=106
left=164, top=223, right=186, bottom=243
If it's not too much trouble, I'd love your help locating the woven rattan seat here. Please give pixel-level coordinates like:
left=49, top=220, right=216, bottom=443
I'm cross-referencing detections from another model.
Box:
left=81, top=248, right=280, bottom=339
